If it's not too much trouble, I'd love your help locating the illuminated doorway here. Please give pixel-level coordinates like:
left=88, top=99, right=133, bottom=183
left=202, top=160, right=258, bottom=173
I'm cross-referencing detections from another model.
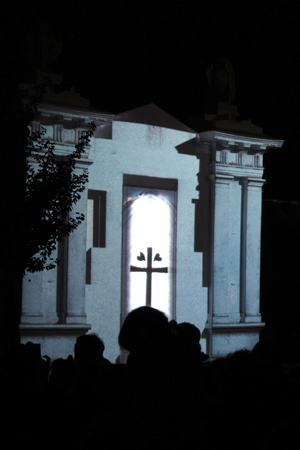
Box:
left=122, top=178, right=177, bottom=321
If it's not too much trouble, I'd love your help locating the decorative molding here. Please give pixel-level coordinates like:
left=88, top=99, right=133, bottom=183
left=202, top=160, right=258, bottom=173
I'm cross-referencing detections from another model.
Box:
left=200, top=130, right=284, bottom=151
left=53, top=124, right=63, bottom=143
left=203, top=321, right=265, bottom=335
left=37, top=103, right=115, bottom=125
left=200, top=130, right=283, bottom=173
left=31, top=103, right=115, bottom=147
left=19, top=323, right=91, bottom=336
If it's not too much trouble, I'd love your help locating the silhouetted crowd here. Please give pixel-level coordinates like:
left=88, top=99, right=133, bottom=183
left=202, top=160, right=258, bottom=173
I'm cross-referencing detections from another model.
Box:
left=1, top=306, right=299, bottom=450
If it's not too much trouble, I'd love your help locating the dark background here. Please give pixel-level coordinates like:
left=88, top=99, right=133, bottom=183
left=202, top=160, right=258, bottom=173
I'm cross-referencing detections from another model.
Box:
left=2, top=1, right=300, bottom=361
left=4, top=1, right=300, bottom=137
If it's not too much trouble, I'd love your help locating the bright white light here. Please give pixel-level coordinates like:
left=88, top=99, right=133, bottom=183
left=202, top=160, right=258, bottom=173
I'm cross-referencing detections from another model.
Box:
left=124, top=189, right=175, bottom=318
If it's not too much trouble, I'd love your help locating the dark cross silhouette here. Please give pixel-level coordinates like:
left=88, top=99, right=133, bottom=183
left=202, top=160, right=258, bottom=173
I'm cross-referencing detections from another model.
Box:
left=130, top=247, right=168, bottom=307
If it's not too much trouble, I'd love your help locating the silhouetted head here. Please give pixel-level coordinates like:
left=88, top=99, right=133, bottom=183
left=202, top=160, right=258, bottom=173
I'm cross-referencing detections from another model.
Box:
left=178, top=322, right=201, bottom=345
left=48, top=356, right=75, bottom=389
left=74, top=333, right=105, bottom=366
left=118, top=306, right=171, bottom=363
left=169, top=321, right=205, bottom=365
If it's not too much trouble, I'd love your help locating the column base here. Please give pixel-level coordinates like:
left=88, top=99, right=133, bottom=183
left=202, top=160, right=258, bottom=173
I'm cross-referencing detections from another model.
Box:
left=244, top=314, right=262, bottom=323
left=212, top=312, right=241, bottom=323
left=20, top=313, right=44, bottom=324
left=65, top=313, right=87, bottom=325
left=19, top=323, right=91, bottom=361
left=202, top=322, right=265, bottom=360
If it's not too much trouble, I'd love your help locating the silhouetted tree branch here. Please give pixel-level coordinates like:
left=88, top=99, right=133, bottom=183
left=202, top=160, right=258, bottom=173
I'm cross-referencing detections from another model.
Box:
left=24, top=120, right=95, bottom=273
left=0, top=83, right=95, bottom=354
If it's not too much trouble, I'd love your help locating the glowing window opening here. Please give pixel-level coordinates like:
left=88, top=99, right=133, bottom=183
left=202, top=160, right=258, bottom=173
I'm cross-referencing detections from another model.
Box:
left=122, top=186, right=177, bottom=320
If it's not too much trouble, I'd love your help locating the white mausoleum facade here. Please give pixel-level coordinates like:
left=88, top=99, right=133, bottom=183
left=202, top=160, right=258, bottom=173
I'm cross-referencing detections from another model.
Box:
left=20, top=101, right=283, bottom=362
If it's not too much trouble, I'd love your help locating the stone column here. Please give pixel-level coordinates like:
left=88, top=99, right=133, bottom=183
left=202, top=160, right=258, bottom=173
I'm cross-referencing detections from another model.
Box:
left=65, top=164, right=89, bottom=325
left=21, top=246, right=59, bottom=324
left=212, top=174, right=241, bottom=323
left=21, top=272, right=44, bottom=324
left=239, top=177, right=248, bottom=322
left=42, top=262, right=59, bottom=323
left=244, top=178, right=265, bottom=323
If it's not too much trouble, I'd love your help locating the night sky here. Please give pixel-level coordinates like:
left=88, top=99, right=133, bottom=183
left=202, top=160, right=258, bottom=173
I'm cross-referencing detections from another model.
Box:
left=3, top=1, right=300, bottom=357
left=4, top=1, right=300, bottom=140
left=10, top=1, right=298, bottom=202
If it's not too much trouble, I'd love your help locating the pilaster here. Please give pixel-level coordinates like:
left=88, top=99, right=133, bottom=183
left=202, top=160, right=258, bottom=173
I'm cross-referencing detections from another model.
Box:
left=244, top=178, right=265, bottom=323
left=65, top=165, right=89, bottom=324
left=212, top=173, right=241, bottom=323
left=200, top=130, right=283, bottom=359
left=19, top=103, right=112, bottom=356
left=21, top=248, right=59, bottom=324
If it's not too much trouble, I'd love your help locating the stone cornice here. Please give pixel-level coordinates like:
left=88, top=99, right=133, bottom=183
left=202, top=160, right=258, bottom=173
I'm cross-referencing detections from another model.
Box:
left=19, top=323, right=91, bottom=336
left=199, top=130, right=284, bottom=174
left=203, top=322, right=266, bottom=334
left=30, top=103, right=114, bottom=150
left=199, top=130, right=284, bottom=152
left=37, top=102, right=115, bottom=127
left=212, top=163, right=266, bottom=180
